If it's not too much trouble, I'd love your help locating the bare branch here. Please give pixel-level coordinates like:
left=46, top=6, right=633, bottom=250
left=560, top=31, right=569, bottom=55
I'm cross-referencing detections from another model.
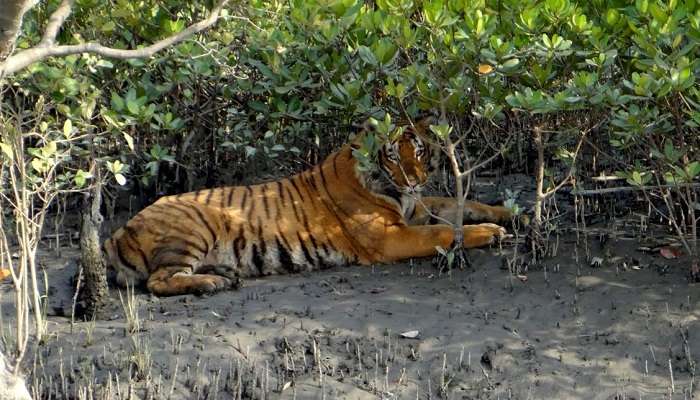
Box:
left=38, top=0, right=74, bottom=47
left=568, top=182, right=700, bottom=196
left=541, top=118, right=606, bottom=198
left=459, top=136, right=513, bottom=178
left=0, top=0, right=229, bottom=77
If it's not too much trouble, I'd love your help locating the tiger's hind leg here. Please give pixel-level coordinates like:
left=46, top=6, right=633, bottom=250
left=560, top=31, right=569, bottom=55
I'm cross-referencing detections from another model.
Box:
left=197, top=264, right=242, bottom=288
left=147, top=265, right=235, bottom=296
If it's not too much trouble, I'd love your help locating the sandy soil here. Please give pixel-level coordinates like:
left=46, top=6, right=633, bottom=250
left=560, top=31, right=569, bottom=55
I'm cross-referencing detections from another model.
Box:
left=1, top=227, right=699, bottom=400
left=1, top=174, right=699, bottom=399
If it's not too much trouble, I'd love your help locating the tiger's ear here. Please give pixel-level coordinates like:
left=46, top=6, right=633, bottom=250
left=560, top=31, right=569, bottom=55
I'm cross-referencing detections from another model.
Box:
left=362, top=118, right=378, bottom=133
left=413, top=116, right=436, bottom=134
left=350, top=118, right=377, bottom=147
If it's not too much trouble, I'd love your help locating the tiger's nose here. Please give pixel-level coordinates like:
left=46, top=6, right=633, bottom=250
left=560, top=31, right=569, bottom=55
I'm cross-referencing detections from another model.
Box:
left=406, top=176, right=418, bottom=187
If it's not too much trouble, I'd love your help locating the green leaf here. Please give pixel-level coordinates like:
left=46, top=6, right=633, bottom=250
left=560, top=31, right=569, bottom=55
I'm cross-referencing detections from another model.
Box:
left=0, top=142, right=13, bottom=161
left=31, top=158, right=47, bottom=173
left=248, top=101, right=268, bottom=113
left=635, top=0, right=648, bottom=14
left=244, top=146, right=257, bottom=157
left=111, top=93, right=125, bottom=111
left=42, top=141, right=57, bottom=158
left=605, top=8, right=620, bottom=25
left=107, top=160, right=124, bottom=174
left=74, top=169, right=92, bottom=188
left=664, top=141, right=681, bottom=163
left=357, top=46, right=378, bottom=66
left=126, top=98, right=140, bottom=115
left=101, top=21, right=116, bottom=33
left=429, top=124, right=453, bottom=140
left=123, top=133, right=134, bottom=151
left=114, top=173, right=127, bottom=186
left=63, top=119, right=73, bottom=138
left=501, top=59, right=519, bottom=69
left=687, top=162, right=700, bottom=179
left=631, top=171, right=643, bottom=186
left=96, top=60, right=113, bottom=69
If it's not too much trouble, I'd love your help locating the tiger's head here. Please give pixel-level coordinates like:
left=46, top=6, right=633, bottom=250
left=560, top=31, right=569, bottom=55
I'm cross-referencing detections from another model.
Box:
left=356, top=117, right=438, bottom=195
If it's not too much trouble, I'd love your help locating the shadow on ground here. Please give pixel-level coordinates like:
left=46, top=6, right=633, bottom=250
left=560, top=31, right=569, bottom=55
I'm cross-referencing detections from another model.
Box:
left=2, top=227, right=699, bottom=399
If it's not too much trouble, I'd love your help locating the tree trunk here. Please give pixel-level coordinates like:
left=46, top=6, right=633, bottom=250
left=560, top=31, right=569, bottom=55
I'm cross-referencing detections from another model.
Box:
left=79, top=180, right=108, bottom=319
left=531, top=125, right=545, bottom=261
left=0, top=0, right=34, bottom=62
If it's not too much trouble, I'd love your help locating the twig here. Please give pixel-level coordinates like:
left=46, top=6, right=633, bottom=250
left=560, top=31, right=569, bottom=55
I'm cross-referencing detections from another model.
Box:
left=39, top=0, right=75, bottom=47
left=568, top=182, right=700, bottom=196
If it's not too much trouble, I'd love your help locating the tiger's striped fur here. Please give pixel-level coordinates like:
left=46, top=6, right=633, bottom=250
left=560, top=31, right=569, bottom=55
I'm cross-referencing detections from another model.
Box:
left=104, top=119, right=512, bottom=296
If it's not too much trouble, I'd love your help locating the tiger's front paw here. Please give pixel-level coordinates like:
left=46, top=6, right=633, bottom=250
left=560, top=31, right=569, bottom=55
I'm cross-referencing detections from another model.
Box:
left=463, top=223, right=507, bottom=248
left=480, top=223, right=507, bottom=244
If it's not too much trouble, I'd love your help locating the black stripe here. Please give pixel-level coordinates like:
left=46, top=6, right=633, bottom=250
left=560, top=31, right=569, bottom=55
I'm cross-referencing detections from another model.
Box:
left=309, top=170, right=367, bottom=259
left=205, top=189, right=215, bottom=205
left=247, top=191, right=257, bottom=230
left=325, top=238, right=339, bottom=253
left=307, top=232, right=319, bottom=251
left=261, top=185, right=270, bottom=218
left=290, top=176, right=306, bottom=202
left=257, top=220, right=267, bottom=267
left=152, top=246, right=200, bottom=261
left=145, top=218, right=209, bottom=254
left=251, top=243, right=264, bottom=275
left=155, top=262, right=195, bottom=269
left=226, top=187, right=235, bottom=207
left=278, top=230, right=293, bottom=252
left=115, top=238, right=141, bottom=272
left=153, top=234, right=208, bottom=255
left=286, top=185, right=302, bottom=222
left=275, top=236, right=295, bottom=273
left=194, top=190, right=204, bottom=202
left=318, top=162, right=329, bottom=191
left=297, top=173, right=320, bottom=213
left=348, top=184, right=403, bottom=216
left=232, top=226, right=245, bottom=263
left=296, top=232, right=316, bottom=268
left=123, top=226, right=149, bottom=268
left=240, top=186, right=251, bottom=209
left=277, top=181, right=286, bottom=207
left=299, top=207, right=312, bottom=234
left=186, top=203, right=218, bottom=243
left=320, top=242, right=329, bottom=255
left=170, top=202, right=217, bottom=244
left=160, top=201, right=199, bottom=221
left=331, top=152, right=341, bottom=179
left=305, top=169, right=319, bottom=192
left=319, top=243, right=333, bottom=269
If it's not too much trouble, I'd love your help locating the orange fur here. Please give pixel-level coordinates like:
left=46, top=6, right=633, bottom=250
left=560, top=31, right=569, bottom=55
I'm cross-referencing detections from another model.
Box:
left=104, top=120, right=510, bottom=296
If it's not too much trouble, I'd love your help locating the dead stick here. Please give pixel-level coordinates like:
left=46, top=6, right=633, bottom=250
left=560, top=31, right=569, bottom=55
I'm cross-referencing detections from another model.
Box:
left=567, top=183, right=700, bottom=196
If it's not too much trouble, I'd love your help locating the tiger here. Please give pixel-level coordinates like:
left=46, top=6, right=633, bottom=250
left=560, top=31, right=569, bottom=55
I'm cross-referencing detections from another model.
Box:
left=104, top=118, right=512, bottom=296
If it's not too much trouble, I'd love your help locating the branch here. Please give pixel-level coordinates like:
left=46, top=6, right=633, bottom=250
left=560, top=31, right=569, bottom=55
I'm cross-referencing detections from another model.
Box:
left=38, top=0, right=74, bottom=47
left=0, top=0, right=229, bottom=77
left=567, top=182, right=700, bottom=196
left=541, top=118, right=606, bottom=199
